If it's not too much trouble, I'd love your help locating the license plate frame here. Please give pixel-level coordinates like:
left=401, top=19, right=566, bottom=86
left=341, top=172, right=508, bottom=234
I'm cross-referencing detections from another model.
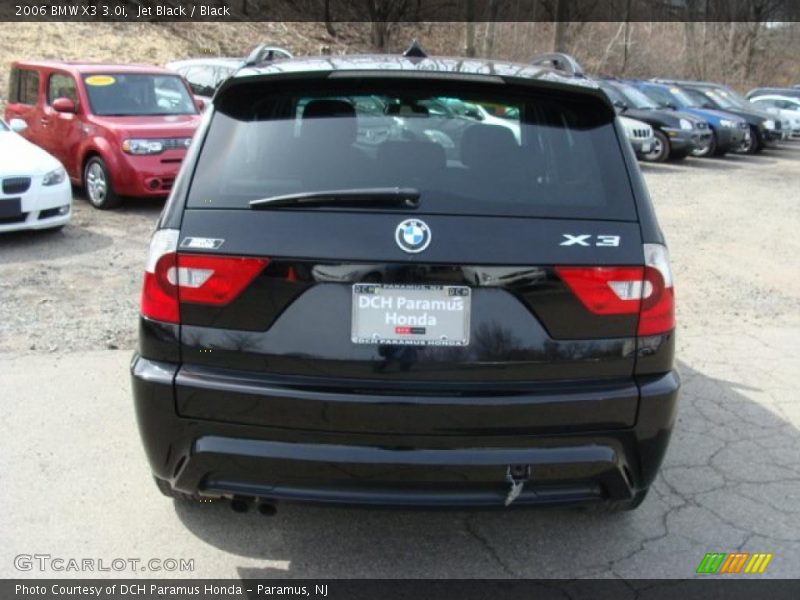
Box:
left=0, top=198, right=22, bottom=219
left=351, top=283, right=471, bottom=346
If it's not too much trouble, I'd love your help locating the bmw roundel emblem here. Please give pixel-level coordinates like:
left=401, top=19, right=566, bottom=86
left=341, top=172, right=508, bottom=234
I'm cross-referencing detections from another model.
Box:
left=395, top=219, right=431, bottom=254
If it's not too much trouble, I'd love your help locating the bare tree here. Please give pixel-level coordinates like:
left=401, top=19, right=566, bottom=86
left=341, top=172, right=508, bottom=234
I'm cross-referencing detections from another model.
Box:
left=482, top=0, right=500, bottom=57
left=552, top=0, right=569, bottom=53
left=364, top=0, right=411, bottom=51
left=324, top=0, right=336, bottom=37
left=464, top=0, right=476, bottom=57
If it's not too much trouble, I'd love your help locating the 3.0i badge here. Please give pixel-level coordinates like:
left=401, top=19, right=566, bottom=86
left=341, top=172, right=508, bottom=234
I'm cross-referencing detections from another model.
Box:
left=395, top=219, right=431, bottom=254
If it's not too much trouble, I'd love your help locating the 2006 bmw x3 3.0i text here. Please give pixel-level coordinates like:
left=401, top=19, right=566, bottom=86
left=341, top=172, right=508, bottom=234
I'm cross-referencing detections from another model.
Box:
left=131, top=48, right=679, bottom=512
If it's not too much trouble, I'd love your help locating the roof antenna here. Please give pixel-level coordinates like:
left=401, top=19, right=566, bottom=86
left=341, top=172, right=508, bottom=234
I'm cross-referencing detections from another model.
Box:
left=403, top=39, right=428, bottom=59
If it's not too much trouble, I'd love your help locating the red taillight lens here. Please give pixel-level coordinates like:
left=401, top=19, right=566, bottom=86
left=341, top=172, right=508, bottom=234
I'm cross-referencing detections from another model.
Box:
left=555, top=266, right=645, bottom=314
left=638, top=244, right=675, bottom=336
left=141, top=230, right=180, bottom=323
left=555, top=244, right=675, bottom=337
left=140, top=229, right=269, bottom=323
left=172, top=254, right=269, bottom=305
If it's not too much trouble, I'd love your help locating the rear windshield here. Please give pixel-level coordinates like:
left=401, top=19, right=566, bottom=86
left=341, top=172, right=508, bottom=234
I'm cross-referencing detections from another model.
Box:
left=82, top=73, right=196, bottom=116
left=188, top=79, right=636, bottom=220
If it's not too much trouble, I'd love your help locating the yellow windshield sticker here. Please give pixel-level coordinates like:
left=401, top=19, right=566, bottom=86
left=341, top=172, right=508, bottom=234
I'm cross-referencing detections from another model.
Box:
left=85, top=75, right=116, bottom=86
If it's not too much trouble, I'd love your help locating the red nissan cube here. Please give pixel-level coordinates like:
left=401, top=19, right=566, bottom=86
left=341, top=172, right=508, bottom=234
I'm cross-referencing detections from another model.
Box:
left=4, top=61, right=202, bottom=209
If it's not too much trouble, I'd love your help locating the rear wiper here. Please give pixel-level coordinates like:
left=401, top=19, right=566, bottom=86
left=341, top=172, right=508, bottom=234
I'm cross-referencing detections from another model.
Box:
left=249, top=187, right=420, bottom=209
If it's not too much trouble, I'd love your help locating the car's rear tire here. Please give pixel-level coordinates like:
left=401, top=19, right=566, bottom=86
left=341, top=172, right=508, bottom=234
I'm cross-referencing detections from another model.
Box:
left=641, top=131, right=669, bottom=163
left=84, top=157, right=121, bottom=209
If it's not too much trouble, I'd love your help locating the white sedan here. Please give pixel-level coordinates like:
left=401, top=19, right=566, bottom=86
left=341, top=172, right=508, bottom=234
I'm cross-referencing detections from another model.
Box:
left=0, top=118, right=71, bottom=233
left=749, top=95, right=800, bottom=138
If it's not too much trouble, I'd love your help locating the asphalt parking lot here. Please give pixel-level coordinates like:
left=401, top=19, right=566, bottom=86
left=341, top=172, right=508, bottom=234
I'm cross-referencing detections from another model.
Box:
left=1, top=145, right=799, bottom=579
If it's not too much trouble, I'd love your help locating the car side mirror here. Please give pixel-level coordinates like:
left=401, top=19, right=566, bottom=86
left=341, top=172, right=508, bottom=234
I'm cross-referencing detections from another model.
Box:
left=665, top=102, right=677, bottom=110
left=52, top=97, right=77, bottom=113
left=194, top=97, right=206, bottom=112
left=612, top=100, right=627, bottom=111
left=8, top=118, right=28, bottom=133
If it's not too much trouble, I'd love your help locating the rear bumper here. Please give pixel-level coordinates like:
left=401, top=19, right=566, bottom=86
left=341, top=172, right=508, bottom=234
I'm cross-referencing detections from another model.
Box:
left=131, top=355, right=680, bottom=508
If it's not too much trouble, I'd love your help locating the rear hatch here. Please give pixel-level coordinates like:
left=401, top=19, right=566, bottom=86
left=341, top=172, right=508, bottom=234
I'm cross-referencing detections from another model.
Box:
left=160, top=74, right=660, bottom=435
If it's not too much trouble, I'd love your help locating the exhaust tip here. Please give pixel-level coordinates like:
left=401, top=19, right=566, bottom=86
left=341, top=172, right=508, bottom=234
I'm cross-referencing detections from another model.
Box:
left=230, top=497, right=250, bottom=513
left=257, top=501, right=277, bottom=516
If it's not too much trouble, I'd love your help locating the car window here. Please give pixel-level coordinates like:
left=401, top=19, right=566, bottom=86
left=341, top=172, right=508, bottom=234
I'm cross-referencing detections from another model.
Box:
left=681, top=87, right=715, bottom=109
left=11, top=68, right=40, bottom=105
left=188, top=79, right=636, bottom=221
left=47, top=73, right=78, bottom=104
left=82, top=73, right=197, bottom=116
left=615, top=85, right=659, bottom=110
left=184, top=66, right=216, bottom=97
left=640, top=86, right=672, bottom=108
left=702, top=89, right=736, bottom=109
left=213, top=66, right=235, bottom=88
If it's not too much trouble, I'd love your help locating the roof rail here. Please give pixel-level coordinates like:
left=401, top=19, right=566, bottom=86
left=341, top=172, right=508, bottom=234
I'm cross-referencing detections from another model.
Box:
left=403, top=39, right=428, bottom=59
left=243, top=44, right=293, bottom=68
left=529, top=53, right=585, bottom=78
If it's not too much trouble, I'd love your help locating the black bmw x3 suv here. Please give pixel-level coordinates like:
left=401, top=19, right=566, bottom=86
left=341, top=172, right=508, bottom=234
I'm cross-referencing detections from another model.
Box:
left=132, top=49, right=679, bottom=511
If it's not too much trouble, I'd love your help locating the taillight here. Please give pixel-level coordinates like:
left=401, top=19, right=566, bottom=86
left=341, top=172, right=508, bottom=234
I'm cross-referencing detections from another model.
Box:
left=141, top=229, right=180, bottom=323
left=140, top=229, right=269, bottom=324
left=638, top=244, right=675, bottom=336
left=172, top=254, right=269, bottom=305
left=555, top=243, right=675, bottom=336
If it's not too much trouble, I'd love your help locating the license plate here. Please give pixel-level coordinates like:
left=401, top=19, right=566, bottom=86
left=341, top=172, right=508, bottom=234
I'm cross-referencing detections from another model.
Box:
left=641, top=142, right=651, bottom=153
left=0, top=198, right=22, bottom=219
left=352, top=284, right=471, bottom=346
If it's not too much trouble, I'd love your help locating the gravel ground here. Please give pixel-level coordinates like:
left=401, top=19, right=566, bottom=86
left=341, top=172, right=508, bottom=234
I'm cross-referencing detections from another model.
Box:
left=0, top=194, right=161, bottom=353
left=2, top=143, right=799, bottom=355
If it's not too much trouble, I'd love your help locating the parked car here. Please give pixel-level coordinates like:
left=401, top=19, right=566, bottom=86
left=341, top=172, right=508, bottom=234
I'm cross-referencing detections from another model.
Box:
left=748, top=95, right=800, bottom=138
left=440, top=98, right=521, bottom=142
left=0, top=118, right=71, bottom=232
left=619, top=115, right=656, bottom=159
left=658, top=80, right=780, bottom=152
left=4, top=62, right=202, bottom=209
left=597, top=79, right=711, bottom=162
left=632, top=81, right=748, bottom=156
left=166, top=46, right=293, bottom=103
left=132, top=49, right=679, bottom=512
left=745, top=87, right=800, bottom=101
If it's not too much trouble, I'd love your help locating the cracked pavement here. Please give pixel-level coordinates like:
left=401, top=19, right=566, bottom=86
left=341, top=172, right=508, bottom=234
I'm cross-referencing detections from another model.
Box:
left=1, top=144, right=799, bottom=579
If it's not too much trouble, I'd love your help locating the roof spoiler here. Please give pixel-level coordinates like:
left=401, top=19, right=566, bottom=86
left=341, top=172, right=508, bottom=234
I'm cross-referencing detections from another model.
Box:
left=529, top=53, right=585, bottom=78
left=243, top=44, right=294, bottom=68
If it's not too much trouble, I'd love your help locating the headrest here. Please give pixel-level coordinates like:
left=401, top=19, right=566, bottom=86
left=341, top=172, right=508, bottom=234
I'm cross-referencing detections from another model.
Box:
left=302, top=99, right=356, bottom=119
left=461, top=124, right=519, bottom=168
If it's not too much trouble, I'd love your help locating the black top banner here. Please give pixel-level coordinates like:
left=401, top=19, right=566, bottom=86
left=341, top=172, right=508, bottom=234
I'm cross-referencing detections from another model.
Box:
left=5, top=579, right=800, bottom=600
left=3, top=0, right=800, bottom=22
